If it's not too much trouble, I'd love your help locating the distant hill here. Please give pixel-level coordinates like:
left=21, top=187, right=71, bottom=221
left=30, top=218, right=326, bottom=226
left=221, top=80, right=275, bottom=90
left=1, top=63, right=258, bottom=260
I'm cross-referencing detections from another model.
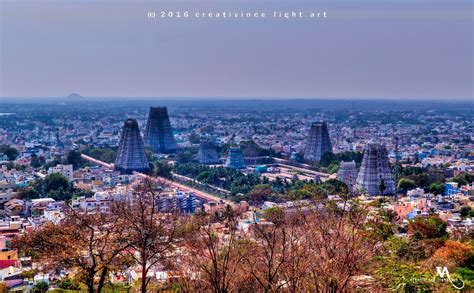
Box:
left=65, top=93, right=83, bottom=99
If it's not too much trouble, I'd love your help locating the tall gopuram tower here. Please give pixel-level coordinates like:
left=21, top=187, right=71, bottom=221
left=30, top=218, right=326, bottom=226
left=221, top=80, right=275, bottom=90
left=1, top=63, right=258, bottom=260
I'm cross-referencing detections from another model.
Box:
left=355, top=143, right=396, bottom=196
left=198, top=141, right=220, bottom=164
left=115, top=118, right=150, bottom=174
left=303, top=122, right=333, bottom=162
left=225, top=147, right=245, bottom=169
left=337, top=160, right=358, bottom=192
left=143, top=107, right=177, bottom=153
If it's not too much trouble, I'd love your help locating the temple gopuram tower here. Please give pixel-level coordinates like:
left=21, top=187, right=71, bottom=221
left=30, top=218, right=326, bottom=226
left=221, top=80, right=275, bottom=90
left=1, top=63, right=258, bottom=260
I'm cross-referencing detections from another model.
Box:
left=198, top=141, right=220, bottom=164
left=337, top=160, right=358, bottom=192
left=355, top=143, right=396, bottom=195
left=225, top=147, right=245, bottom=169
left=303, top=122, right=333, bottom=162
left=115, top=118, right=150, bottom=174
left=143, top=107, right=177, bottom=153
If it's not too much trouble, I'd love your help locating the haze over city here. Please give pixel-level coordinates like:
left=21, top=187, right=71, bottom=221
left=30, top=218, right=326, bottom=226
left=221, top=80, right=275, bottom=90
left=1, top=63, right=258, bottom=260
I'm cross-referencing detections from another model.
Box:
left=1, top=0, right=473, bottom=100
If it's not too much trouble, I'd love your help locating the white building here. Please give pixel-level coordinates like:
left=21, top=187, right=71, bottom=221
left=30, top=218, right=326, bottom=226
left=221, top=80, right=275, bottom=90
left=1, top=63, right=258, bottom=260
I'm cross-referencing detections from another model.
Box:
left=48, top=164, right=74, bottom=181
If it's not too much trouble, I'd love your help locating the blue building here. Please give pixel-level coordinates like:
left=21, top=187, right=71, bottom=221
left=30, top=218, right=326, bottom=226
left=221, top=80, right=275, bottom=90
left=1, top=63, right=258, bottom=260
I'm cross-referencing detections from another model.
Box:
left=444, top=182, right=460, bottom=196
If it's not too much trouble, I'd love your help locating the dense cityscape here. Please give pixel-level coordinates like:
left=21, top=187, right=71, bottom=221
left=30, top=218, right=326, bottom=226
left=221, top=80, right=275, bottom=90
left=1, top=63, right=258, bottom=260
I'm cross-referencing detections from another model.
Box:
left=0, top=98, right=473, bottom=291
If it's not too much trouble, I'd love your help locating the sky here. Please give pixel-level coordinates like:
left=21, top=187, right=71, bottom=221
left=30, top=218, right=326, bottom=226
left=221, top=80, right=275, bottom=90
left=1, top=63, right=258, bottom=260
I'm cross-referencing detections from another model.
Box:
left=0, top=0, right=473, bottom=100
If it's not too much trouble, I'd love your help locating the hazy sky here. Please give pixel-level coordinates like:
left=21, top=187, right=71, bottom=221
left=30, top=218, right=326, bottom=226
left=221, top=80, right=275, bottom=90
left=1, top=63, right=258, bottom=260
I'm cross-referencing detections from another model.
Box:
left=1, top=0, right=473, bottom=100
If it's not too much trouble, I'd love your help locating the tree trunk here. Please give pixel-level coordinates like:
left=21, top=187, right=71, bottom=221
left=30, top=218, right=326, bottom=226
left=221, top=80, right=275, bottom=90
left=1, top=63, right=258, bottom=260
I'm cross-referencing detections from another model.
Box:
left=141, top=264, right=147, bottom=293
left=97, top=268, right=108, bottom=293
left=87, top=282, right=95, bottom=293
left=86, top=273, right=95, bottom=293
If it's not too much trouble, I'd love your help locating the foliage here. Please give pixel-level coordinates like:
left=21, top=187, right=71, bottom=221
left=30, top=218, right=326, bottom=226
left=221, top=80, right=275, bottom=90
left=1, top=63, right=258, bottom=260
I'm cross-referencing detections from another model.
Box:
left=261, top=206, right=285, bottom=225
left=188, top=132, right=201, bottom=144
left=174, top=163, right=262, bottom=196
left=32, top=281, right=49, bottom=293
left=393, top=165, right=446, bottom=189
left=14, top=208, right=132, bottom=293
left=408, top=215, right=448, bottom=240
left=0, top=145, right=19, bottom=160
left=376, top=263, right=435, bottom=291
left=452, top=172, right=474, bottom=186
left=152, top=160, right=173, bottom=179
left=66, top=150, right=82, bottom=169
left=460, top=206, right=474, bottom=219
left=429, top=182, right=444, bottom=195
left=57, top=277, right=80, bottom=290
left=176, top=200, right=376, bottom=292
left=110, top=182, right=180, bottom=293
left=429, top=240, right=472, bottom=267
left=247, top=184, right=273, bottom=204
left=22, top=173, right=73, bottom=201
left=326, top=161, right=339, bottom=174
left=176, top=150, right=195, bottom=164
left=81, top=146, right=117, bottom=163
left=397, top=178, right=417, bottom=191
left=320, top=151, right=363, bottom=167
left=286, top=180, right=348, bottom=201
left=30, top=153, right=46, bottom=168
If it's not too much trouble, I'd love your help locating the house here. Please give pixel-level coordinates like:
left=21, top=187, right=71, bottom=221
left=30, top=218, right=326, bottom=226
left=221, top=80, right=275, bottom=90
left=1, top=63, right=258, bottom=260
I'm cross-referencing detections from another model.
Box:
left=4, top=199, right=24, bottom=216
left=0, top=266, right=23, bottom=288
left=48, top=164, right=74, bottom=181
left=30, top=198, right=56, bottom=216
left=0, top=250, right=19, bottom=269
left=445, top=182, right=460, bottom=196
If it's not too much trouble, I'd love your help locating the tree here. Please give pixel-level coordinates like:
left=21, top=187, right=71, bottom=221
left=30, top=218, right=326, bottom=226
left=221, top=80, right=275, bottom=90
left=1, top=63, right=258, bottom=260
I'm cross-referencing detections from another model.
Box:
left=153, top=160, right=172, bottom=179
left=0, top=145, right=19, bottom=161
left=303, top=200, right=378, bottom=291
left=189, top=132, right=201, bottom=144
left=111, top=180, right=180, bottom=293
left=25, top=173, right=76, bottom=200
left=81, top=146, right=117, bottom=163
left=320, top=152, right=337, bottom=167
left=453, top=172, right=474, bottom=186
left=66, top=150, right=82, bottom=169
left=428, top=240, right=472, bottom=269
left=429, top=182, right=444, bottom=195
left=379, top=179, right=387, bottom=194
left=14, top=208, right=131, bottom=293
left=244, top=211, right=313, bottom=292
left=248, top=184, right=273, bottom=204
left=460, top=206, right=472, bottom=218
left=176, top=151, right=194, bottom=164
left=44, top=173, right=70, bottom=192
left=408, top=215, right=448, bottom=240
left=57, top=277, right=80, bottom=290
left=397, top=178, right=416, bottom=192
left=32, top=281, right=49, bottom=293
left=177, top=211, right=248, bottom=292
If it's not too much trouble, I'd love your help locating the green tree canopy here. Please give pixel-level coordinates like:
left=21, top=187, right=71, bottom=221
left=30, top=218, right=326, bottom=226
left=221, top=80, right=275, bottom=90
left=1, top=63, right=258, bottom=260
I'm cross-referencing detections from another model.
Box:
left=397, top=178, right=417, bottom=191
left=0, top=145, right=19, bottom=160
left=66, top=150, right=82, bottom=169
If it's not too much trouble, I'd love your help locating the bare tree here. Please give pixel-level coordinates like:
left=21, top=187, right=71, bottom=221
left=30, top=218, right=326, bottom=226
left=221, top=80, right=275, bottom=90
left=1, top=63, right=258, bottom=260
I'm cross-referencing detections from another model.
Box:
left=243, top=207, right=314, bottom=293
left=303, top=199, right=377, bottom=292
left=111, top=179, right=180, bottom=293
left=245, top=219, right=288, bottom=292
left=177, top=208, right=248, bottom=293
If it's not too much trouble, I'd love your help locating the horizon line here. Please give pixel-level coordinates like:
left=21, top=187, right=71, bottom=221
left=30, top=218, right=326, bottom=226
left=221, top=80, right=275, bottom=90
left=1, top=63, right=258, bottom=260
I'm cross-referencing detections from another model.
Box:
left=1, top=96, right=473, bottom=103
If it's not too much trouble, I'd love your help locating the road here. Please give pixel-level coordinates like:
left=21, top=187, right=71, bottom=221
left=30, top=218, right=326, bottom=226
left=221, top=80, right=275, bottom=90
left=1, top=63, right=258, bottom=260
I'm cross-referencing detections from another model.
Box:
left=133, top=171, right=230, bottom=204
left=80, top=153, right=229, bottom=204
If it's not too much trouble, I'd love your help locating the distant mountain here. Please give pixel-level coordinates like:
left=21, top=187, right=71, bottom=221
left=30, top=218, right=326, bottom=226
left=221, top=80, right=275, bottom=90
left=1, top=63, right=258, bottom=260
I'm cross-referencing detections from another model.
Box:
left=65, top=93, right=83, bottom=99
